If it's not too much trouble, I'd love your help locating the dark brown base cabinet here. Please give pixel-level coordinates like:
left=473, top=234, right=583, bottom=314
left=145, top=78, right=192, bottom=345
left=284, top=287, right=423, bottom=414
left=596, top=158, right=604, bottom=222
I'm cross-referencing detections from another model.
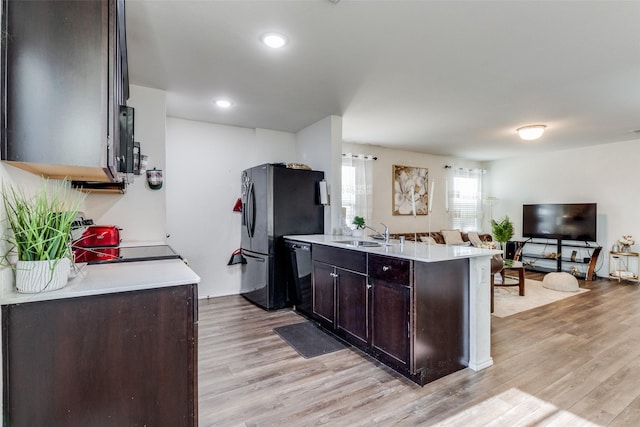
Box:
left=311, top=261, right=337, bottom=326
left=312, top=245, right=367, bottom=343
left=312, top=244, right=470, bottom=386
left=369, top=254, right=412, bottom=369
left=2, top=285, right=198, bottom=427
left=413, top=259, right=469, bottom=384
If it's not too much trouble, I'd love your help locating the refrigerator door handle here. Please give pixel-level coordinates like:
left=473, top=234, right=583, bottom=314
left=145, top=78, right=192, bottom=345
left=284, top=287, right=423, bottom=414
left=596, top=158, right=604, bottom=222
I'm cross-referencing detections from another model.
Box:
left=247, top=181, right=256, bottom=238
left=246, top=182, right=256, bottom=238
left=241, top=191, right=248, bottom=229
left=243, top=252, right=265, bottom=262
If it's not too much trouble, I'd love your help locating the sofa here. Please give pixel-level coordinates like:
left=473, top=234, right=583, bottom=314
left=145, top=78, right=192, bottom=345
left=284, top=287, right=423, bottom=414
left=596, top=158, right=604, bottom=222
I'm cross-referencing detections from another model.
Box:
left=388, top=230, right=493, bottom=245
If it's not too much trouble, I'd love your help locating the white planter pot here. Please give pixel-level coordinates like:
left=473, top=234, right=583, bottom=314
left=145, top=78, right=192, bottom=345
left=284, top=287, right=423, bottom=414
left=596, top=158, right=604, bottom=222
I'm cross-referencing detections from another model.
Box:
left=352, top=229, right=364, bottom=237
left=15, top=258, right=71, bottom=293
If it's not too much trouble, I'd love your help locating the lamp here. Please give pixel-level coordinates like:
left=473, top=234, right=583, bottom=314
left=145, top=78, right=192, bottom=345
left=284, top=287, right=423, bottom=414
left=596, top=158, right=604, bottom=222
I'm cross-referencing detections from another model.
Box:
left=517, top=125, right=546, bottom=140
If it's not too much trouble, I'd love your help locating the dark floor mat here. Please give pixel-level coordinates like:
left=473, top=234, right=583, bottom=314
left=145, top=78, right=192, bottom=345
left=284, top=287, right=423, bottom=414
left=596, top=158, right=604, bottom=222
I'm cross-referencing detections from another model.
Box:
left=273, top=321, right=347, bottom=359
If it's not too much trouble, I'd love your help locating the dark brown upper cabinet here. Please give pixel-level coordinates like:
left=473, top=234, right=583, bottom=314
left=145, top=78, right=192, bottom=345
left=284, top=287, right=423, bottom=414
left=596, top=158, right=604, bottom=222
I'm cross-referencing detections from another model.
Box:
left=1, top=0, right=129, bottom=183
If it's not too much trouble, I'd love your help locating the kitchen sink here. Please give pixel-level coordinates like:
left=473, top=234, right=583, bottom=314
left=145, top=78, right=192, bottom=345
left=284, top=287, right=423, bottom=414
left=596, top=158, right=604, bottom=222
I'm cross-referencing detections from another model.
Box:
left=334, top=240, right=381, bottom=247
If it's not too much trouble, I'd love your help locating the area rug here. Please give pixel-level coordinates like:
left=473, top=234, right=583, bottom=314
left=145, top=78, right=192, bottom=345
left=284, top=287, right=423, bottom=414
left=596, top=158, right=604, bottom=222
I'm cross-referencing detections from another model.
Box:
left=492, top=278, right=590, bottom=318
left=273, top=321, right=347, bottom=358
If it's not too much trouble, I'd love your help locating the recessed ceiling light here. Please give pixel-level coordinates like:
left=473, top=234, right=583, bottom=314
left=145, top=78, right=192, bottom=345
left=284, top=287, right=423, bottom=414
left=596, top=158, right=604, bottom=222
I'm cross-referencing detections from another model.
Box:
left=517, top=125, right=546, bottom=141
left=214, top=99, right=232, bottom=108
left=261, top=33, right=288, bottom=49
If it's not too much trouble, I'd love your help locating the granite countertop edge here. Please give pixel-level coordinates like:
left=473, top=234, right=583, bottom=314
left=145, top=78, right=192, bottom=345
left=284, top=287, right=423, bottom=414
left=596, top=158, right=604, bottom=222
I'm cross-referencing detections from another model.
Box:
left=0, top=258, right=201, bottom=305
left=284, top=234, right=501, bottom=263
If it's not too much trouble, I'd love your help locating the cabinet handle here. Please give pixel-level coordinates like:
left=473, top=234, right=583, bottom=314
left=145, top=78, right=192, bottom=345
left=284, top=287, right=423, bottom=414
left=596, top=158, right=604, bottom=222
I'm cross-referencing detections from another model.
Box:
left=330, top=272, right=339, bottom=278
left=367, top=284, right=372, bottom=290
left=382, top=265, right=391, bottom=272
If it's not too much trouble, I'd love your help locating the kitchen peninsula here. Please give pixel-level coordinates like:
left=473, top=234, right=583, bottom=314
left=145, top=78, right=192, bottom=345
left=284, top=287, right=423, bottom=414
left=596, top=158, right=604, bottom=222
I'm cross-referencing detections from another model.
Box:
left=0, top=258, right=200, bottom=427
left=286, top=235, right=496, bottom=386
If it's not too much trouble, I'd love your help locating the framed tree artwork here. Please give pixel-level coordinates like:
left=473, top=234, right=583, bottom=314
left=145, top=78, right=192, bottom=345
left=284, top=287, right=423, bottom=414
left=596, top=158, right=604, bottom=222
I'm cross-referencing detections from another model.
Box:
left=392, top=164, right=429, bottom=215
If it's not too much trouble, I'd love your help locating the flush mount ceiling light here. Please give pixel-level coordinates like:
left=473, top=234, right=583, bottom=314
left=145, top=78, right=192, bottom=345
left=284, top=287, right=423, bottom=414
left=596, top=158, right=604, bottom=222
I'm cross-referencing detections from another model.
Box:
left=517, top=125, right=546, bottom=141
left=261, top=33, right=288, bottom=49
left=214, top=99, right=232, bottom=108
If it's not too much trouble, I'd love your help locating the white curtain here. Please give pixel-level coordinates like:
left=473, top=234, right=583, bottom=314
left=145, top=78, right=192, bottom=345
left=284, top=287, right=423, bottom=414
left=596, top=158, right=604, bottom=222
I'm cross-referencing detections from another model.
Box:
left=341, top=153, right=374, bottom=229
left=447, top=167, right=484, bottom=232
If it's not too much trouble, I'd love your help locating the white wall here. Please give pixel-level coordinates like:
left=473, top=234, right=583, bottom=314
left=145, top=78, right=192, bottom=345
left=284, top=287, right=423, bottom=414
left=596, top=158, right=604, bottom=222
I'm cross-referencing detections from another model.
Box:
left=0, top=85, right=166, bottom=292
left=342, top=142, right=483, bottom=235
left=485, top=138, right=640, bottom=277
left=83, top=85, right=167, bottom=244
left=165, top=118, right=297, bottom=298
left=296, top=115, right=343, bottom=235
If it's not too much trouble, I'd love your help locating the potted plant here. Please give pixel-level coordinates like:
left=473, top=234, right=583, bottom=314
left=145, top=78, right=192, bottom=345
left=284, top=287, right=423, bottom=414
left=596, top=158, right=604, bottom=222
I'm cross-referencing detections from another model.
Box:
left=2, top=180, right=84, bottom=293
left=352, top=216, right=366, bottom=237
left=491, top=215, right=514, bottom=255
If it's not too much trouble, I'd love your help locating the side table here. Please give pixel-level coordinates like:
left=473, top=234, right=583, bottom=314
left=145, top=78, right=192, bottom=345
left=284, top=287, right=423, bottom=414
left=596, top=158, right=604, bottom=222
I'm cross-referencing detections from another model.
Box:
left=609, top=251, right=639, bottom=283
left=498, top=260, right=526, bottom=296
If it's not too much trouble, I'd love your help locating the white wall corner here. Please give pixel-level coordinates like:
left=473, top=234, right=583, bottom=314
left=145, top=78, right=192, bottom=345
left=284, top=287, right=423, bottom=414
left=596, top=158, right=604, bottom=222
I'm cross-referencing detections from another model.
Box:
left=295, top=115, right=343, bottom=235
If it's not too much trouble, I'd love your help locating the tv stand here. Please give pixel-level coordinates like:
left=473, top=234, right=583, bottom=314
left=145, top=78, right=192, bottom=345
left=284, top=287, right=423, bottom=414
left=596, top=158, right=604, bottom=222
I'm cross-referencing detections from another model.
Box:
left=518, top=239, right=601, bottom=280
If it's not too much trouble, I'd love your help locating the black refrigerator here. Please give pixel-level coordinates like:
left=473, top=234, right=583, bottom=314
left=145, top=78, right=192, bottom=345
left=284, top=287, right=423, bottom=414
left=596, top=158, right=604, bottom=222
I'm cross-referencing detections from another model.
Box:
left=240, top=163, right=325, bottom=310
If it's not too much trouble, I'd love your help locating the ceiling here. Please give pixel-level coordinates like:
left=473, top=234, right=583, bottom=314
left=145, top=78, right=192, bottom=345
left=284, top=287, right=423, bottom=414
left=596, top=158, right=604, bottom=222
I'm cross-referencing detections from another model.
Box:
left=125, top=0, right=640, bottom=161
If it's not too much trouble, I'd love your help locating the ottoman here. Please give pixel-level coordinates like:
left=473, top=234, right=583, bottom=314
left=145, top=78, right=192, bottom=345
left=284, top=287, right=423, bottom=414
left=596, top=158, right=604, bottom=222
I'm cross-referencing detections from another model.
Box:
left=543, top=272, right=580, bottom=292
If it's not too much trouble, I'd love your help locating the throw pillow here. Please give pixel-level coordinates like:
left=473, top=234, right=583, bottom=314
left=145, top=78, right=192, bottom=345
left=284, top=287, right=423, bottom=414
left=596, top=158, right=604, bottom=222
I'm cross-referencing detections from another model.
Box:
left=420, top=236, right=437, bottom=244
left=467, top=231, right=484, bottom=248
left=441, top=229, right=464, bottom=245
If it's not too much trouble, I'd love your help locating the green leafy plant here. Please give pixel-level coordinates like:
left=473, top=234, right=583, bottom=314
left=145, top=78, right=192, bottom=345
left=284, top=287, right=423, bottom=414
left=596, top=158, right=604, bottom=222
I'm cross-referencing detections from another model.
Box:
left=2, top=180, right=84, bottom=262
left=491, top=215, right=514, bottom=249
left=352, top=216, right=366, bottom=230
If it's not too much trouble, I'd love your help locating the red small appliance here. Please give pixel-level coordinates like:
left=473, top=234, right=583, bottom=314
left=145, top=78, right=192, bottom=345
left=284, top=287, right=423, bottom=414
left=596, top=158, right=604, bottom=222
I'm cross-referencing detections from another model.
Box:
left=73, top=225, right=120, bottom=247
left=73, top=226, right=121, bottom=263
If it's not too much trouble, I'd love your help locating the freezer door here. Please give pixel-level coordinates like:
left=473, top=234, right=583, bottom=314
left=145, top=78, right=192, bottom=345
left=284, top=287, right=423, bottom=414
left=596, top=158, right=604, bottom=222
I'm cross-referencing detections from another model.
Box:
left=240, top=250, right=272, bottom=309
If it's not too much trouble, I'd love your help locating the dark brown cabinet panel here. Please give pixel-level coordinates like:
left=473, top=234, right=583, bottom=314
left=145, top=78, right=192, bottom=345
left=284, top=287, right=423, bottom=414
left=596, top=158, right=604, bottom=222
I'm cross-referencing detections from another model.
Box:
left=336, top=268, right=368, bottom=345
left=370, top=279, right=410, bottom=366
left=1, top=0, right=129, bottom=182
left=414, top=259, right=469, bottom=384
left=312, top=261, right=335, bottom=325
left=310, top=244, right=471, bottom=386
left=369, top=254, right=412, bottom=367
left=368, top=254, right=411, bottom=284
left=2, top=284, right=198, bottom=427
left=312, top=244, right=366, bottom=272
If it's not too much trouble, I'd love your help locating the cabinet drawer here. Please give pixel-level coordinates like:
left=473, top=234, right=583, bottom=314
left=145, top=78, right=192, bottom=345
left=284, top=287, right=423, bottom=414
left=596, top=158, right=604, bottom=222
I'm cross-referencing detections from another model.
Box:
left=312, top=244, right=366, bottom=273
left=369, top=254, right=411, bottom=284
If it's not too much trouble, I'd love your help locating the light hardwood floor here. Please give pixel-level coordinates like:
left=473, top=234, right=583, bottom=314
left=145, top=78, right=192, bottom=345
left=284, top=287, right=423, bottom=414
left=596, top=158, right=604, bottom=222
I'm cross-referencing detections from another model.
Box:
left=198, top=273, right=640, bottom=426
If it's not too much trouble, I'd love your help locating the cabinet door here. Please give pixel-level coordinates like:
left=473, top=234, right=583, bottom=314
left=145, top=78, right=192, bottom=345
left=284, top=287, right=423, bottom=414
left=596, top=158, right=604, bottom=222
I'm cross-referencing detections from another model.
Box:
left=2, top=0, right=125, bottom=182
left=336, top=268, right=368, bottom=345
left=371, top=279, right=411, bottom=366
left=312, top=261, right=335, bottom=325
left=2, top=285, right=197, bottom=427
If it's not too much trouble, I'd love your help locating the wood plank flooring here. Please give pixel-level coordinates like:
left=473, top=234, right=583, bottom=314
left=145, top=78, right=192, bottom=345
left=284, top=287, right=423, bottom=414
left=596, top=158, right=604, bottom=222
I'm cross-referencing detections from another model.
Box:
left=198, top=274, right=640, bottom=426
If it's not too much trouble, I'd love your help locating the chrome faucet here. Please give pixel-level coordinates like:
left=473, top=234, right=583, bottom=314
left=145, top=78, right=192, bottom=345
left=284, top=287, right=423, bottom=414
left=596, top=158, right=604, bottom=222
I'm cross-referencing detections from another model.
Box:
left=364, top=223, right=390, bottom=243
left=380, top=222, right=389, bottom=243
left=364, top=225, right=384, bottom=240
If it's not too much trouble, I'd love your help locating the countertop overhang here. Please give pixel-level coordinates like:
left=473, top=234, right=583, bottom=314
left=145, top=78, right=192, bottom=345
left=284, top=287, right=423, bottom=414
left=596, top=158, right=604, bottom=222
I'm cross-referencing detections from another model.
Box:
left=1, top=258, right=201, bottom=305
left=284, top=234, right=501, bottom=263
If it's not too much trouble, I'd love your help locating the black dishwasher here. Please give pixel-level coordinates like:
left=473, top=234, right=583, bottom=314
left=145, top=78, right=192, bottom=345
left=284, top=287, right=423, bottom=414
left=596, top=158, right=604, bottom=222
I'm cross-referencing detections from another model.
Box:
left=285, top=240, right=312, bottom=317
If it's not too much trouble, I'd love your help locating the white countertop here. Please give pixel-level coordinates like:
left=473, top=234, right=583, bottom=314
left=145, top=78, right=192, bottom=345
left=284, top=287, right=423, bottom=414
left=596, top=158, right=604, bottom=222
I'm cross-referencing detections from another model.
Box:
left=0, top=258, right=201, bottom=305
left=284, top=234, right=501, bottom=263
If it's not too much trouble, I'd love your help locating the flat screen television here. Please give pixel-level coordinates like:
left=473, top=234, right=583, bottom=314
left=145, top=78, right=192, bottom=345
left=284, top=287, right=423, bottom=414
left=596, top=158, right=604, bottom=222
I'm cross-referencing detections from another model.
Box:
left=522, top=203, right=597, bottom=242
